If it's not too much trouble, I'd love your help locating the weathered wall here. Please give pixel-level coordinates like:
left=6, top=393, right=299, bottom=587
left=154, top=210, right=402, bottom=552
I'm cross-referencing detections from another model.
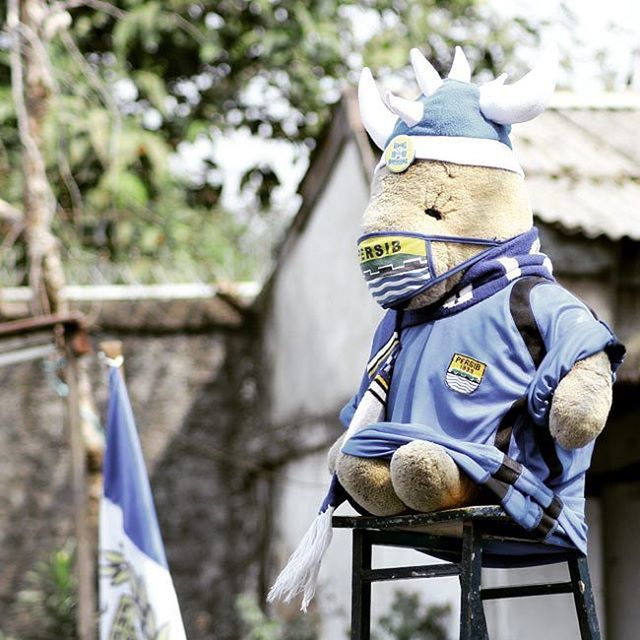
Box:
left=262, top=139, right=382, bottom=429
left=0, top=355, right=75, bottom=625
left=0, top=323, right=273, bottom=640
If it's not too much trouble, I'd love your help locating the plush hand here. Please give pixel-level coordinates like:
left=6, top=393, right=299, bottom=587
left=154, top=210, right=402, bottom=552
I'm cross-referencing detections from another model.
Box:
left=549, top=350, right=613, bottom=450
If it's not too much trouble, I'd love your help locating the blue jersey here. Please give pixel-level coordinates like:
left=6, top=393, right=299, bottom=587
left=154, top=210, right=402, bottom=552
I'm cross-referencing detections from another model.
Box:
left=340, top=277, right=624, bottom=554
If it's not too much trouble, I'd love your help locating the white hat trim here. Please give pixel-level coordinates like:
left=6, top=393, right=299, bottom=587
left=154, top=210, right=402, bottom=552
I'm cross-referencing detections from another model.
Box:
left=375, top=136, right=524, bottom=176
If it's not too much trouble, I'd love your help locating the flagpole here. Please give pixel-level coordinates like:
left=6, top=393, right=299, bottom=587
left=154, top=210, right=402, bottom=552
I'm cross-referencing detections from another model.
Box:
left=64, top=332, right=96, bottom=640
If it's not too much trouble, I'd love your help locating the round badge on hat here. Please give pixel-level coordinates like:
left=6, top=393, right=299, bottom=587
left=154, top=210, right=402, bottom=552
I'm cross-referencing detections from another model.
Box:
left=384, top=134, right=415, bottom=173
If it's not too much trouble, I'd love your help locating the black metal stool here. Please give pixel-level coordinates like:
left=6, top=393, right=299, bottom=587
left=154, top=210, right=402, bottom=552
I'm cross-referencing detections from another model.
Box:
left=333, top=506, right=600, bottom=640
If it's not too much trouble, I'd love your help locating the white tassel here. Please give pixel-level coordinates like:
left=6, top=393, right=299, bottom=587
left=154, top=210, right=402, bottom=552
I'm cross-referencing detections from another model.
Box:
left=267, top=507, right=335, bottom=611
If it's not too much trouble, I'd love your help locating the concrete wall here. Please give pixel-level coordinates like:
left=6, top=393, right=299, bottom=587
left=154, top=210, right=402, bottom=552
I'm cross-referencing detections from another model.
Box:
left=602, top=482, right=640, bottom=639
left=262, top=139, right=382, bottom=428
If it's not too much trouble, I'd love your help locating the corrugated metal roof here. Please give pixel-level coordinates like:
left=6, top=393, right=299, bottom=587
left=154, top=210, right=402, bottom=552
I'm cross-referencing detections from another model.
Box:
left=560, top=109, right=640, bottom=167
left=513, top=111, right=639, bottom=178
left=526, top=176, right=640, bottom=240
left=509, top=97, right=640, bottom=240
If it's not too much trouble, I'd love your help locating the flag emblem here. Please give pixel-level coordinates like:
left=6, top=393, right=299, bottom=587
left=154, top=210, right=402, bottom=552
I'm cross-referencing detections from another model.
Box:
left=446, top=353, right=486, bottom=394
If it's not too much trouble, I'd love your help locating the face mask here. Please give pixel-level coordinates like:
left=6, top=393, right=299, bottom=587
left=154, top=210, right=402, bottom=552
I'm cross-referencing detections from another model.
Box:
left=357, top=231, right=503, bottom=309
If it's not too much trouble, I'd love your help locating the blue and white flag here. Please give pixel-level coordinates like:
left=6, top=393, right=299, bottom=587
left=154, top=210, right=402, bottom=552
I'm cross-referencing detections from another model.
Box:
left=100, top=363, right=186, bottom=640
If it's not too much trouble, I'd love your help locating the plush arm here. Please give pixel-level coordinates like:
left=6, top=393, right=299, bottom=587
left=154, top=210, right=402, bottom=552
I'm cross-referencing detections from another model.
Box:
left=526, top=284, right=623, bottom=447
left=549, top=350, right=613, bottom=449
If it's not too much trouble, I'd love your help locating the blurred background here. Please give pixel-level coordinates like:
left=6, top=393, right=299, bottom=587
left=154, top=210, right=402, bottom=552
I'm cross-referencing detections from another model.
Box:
left=0, top=1, right=639, bottom=639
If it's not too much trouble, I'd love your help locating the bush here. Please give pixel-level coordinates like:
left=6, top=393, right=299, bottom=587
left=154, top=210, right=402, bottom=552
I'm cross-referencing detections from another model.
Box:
left=375, top=590, right=451, bottom=640
left=236, top=594, right=318, bottom=640
left=12, top=541, right=78, bottom=640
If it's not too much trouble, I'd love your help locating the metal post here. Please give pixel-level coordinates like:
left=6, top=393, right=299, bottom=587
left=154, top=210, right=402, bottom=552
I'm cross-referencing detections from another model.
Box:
left=65, top=347, right=95, bottom=640
left=351, top=529, right=372, bottom=640
left=459, top=521, right=488, bottom=640
left=568, top=553, right=601, bottom=640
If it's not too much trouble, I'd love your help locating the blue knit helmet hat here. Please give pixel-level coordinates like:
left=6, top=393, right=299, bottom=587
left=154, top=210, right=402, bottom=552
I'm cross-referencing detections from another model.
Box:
left=359, top=46, right=558, bottom=176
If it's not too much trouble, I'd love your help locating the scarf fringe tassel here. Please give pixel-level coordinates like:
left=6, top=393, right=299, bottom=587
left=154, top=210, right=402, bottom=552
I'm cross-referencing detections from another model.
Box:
left=267, top=507, right=335, bottom=612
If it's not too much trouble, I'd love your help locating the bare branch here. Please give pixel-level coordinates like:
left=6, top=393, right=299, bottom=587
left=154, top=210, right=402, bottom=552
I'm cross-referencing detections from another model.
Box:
left=56, top=0, right=125, bottom=19
left=0, top=198, right=23, bottom=222
left=0, top=219, right=24, bottom=254
left=59, top=28, right=121, bottom=177
left=169, top=12, right=205, bottom=44
left=7, top=2, right=52, bottom=215
left=57, top=144, right=84, bottom=223
left=18, top=22, right=57, bottom=91
left=9, top=0, right=67, bottom=315
left=58, top=0, right=204, bottom=44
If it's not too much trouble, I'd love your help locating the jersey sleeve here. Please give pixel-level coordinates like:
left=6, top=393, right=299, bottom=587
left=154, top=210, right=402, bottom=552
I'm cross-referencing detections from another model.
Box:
left=527, top=284, right=625, bottom=426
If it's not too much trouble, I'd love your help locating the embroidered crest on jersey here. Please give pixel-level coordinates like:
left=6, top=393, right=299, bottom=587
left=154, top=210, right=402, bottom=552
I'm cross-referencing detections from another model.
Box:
left=446, top=353, right=486, bottom=394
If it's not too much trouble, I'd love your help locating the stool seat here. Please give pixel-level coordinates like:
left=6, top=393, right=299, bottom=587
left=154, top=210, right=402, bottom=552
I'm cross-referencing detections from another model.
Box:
left=334, top=505, right=574, bottom=568
left=333, top=506, right=600, bottom=640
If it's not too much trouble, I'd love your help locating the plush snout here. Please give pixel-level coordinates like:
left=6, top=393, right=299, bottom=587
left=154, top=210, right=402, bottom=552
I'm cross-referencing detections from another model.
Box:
left=362, top=160, right=534, bottom=308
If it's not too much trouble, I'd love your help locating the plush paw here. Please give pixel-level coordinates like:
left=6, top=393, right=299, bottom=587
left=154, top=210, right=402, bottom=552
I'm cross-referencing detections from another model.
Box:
left=389, top=440, right=477, bottom=512
left=335, top=453, right=406, bottom=516
left=549, top=351, right=612, bottom=450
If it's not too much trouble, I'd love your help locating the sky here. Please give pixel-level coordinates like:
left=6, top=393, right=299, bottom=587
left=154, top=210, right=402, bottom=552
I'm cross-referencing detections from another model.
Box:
left=493, top=0, right=640, bottom=90
left=173, top=0, right=640, bottom=215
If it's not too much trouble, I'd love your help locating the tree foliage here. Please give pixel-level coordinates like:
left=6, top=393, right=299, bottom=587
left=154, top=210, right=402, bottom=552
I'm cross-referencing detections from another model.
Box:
left=0, top=0, right=538, bottom=285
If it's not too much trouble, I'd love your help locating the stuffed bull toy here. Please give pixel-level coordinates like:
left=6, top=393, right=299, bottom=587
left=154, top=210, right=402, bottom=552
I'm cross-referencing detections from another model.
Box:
left=268, top=45, right=625, bottom=611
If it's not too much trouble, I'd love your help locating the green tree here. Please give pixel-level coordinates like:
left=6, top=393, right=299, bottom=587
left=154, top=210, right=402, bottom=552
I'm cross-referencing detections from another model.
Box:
left=0, top=1, right=539, bottom=286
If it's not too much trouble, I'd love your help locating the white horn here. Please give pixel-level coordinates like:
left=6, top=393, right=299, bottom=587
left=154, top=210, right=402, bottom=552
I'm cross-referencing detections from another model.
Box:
left=479, top=45, right=558, bottom=125
left=358, top=67, right=398, bottom=149
left=448, top=46, right=471, bottom=82
left=383, top=91, right=423, bottom=127
left=410, top=48, right=442, bottom=96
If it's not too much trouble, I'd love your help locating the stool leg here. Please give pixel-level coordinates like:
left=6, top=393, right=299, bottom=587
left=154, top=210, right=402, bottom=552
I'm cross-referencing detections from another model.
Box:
left=567, top=553, right=601, bottom=640
left=351, top=529, right=372, bottom=640
left=460, top=522, right=489, bottom=640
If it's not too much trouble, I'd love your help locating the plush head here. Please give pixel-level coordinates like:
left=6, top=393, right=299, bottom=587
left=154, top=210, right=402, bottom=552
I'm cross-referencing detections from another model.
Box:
left=358, top=46, right=557, bottom=309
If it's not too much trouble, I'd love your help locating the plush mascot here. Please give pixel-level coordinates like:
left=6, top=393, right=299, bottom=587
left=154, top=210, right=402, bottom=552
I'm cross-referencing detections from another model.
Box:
left=269, top=45, right=625, bottom=611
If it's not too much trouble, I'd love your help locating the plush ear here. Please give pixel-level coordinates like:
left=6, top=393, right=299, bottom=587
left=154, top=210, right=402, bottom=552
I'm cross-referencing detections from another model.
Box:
left=479, top=45, right=558, bottom=124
